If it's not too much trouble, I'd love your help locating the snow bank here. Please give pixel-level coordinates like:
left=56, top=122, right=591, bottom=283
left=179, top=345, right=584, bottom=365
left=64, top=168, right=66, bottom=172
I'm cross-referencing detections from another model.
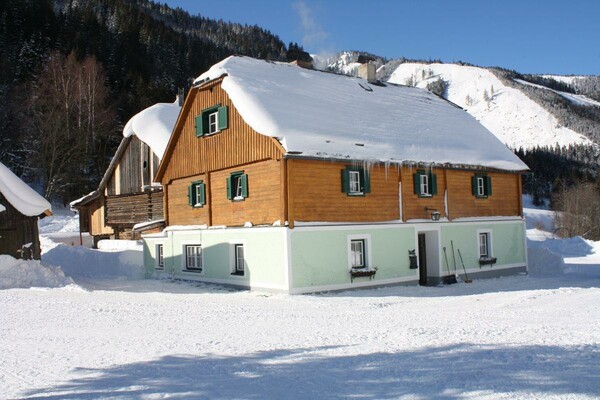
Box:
left=195, top=56, right=527, bottom=171
left=42, top=242, right=145, bottom=280
left=123, top=100, right=181, bottom=159
left=0, top=255, right=73, bottom=289
left=0, top=161, right=51, bottom=216
left=97, top=239, right=142, bottom=251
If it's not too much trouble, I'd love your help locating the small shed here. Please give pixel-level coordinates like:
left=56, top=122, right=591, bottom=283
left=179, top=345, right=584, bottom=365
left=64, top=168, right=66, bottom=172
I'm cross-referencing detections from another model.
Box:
left=0, top=162, right=52, bottom=259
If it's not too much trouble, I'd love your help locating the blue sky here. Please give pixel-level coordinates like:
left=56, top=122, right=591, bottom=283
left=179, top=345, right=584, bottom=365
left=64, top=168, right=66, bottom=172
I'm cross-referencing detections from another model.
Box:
left=163, top=0, right=599, bottom=75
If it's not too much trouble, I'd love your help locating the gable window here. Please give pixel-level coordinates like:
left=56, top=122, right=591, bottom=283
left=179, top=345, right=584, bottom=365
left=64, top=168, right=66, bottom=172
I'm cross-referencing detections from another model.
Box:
left=472, top=174, right=492, bottom=198
left=195, top=105, right=228, bottom=137
left=342, top=166, right=371, bottom=196
left=413, top=170, right=438, bottom=197
left=156, top=244, right=164, bottom=270
left=188, top=180, right=206, bottom=207
left=478, top=232, right=491, bottom=258
left=227, top=171, right=248, bottom=201
left=185, top=245, right=203, bottom=272
left=233, top=244, right=245, bottom=275
left=350, top=239, right=366, bottom=268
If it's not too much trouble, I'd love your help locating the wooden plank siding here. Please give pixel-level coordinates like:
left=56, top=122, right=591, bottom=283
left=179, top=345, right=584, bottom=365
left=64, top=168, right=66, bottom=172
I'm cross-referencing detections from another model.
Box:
left=288, top=159, right=400, bottom=222
left=88, top=197, right=114, bottom=236
left=107, top=136, right=159, bottom=196
left=401, top=167, right=448, bottom=220
left=445, top=170, right=521, bottom=218
left=106, top=191, right=164, bottom=225
left=166, top=160, right=283, bottom=227
left=158, top=78, right=284, bottom=184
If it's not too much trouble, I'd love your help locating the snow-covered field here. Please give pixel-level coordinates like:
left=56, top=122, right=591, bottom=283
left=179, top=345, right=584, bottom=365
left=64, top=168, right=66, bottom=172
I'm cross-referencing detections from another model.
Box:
left=1, top=202, right=599, bottom=399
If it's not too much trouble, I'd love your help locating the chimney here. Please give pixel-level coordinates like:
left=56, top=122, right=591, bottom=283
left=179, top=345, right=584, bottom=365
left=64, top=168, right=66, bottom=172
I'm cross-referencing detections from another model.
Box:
left=177, top=88, right=185, bottom=106
left=358, top=62, right=377, bottom=84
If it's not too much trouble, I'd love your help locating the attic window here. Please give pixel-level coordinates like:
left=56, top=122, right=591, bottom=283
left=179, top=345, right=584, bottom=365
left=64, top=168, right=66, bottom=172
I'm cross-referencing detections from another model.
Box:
left=196, top=105, right=228, bottom=137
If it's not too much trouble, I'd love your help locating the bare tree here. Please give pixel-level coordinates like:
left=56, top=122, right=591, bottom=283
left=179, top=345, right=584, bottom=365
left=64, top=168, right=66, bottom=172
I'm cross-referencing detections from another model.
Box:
left=553, top=182, right=600, bottom=239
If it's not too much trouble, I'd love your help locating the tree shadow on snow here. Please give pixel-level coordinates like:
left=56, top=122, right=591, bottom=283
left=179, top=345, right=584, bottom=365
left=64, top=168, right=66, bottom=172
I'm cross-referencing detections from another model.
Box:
left=25, top=343, right=599, bottom=399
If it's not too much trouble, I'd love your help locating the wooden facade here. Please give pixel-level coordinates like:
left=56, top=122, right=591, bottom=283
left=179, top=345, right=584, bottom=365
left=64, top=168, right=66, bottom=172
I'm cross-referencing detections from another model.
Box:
left=157, top=78, right=525, bottom=229
left=0, top=193, right=42, bottom=260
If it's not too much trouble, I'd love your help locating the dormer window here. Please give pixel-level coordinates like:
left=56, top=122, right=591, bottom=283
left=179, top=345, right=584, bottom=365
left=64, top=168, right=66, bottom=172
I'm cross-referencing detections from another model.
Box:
left=195, top=105, right=228, bottom=137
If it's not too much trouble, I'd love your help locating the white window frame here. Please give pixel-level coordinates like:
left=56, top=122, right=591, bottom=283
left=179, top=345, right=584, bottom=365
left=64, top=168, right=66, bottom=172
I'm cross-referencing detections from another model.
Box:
left=235, top=244, right=245, bottom=274
left=233, top=175, right=244, bottom=200
left=420, top=174, right=430, bottom=196
left=194, top=183, right=203, bottom=207
left=207, top=110, right=219, bottom=134
left=183, top=244, right=203, bottom=272
left=155, top=244, right=164, bottom=270
left=477, top=230, right=493, bottom=259
left=477, top=176, right=485, bottom=197
left=347, top=234, right=372, bottom=270
left=348, top=170, right=362, bottom=194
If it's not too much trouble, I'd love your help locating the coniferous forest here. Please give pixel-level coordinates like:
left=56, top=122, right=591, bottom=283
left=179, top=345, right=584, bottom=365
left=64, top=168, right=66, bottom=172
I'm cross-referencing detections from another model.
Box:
left=0, top=0, right=296, bottom=202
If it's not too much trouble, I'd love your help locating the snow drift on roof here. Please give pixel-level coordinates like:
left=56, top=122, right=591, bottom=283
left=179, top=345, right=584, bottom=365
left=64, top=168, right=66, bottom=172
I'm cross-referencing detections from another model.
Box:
left=195, top=56, right=528, bottom=171
left=123, top=100, right=181, bottom=159
left=0, top=162, right=51, bottom=217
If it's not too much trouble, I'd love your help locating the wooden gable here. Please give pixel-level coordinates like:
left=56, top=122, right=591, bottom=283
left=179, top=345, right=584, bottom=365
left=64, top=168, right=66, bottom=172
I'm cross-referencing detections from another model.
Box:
left=107, top=136, right=160, bottom=196
left=157, top=78, right=285, bottom=184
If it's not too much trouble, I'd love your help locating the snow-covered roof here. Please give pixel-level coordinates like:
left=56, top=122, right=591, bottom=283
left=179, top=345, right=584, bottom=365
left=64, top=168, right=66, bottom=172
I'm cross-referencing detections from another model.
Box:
left=69, top=191, right=99, bottom=209
left=194, top=56, right=528, bottom=171
left=123, top=100, right=181, bottom=160
left=0, top=162, right=52, bottom=217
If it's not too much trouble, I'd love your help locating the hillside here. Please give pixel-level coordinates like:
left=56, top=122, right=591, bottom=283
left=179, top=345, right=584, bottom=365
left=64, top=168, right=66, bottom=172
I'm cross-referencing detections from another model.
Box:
left=322, top=52, right=600, bottom=151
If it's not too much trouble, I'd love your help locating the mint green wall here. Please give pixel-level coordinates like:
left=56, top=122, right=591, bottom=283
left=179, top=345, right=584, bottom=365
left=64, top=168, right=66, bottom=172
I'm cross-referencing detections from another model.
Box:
left=290, top=226, right=417, bottom=289
left=440, top=222, right=525, bottom=271
left=143, top=228, right=286, bottom=289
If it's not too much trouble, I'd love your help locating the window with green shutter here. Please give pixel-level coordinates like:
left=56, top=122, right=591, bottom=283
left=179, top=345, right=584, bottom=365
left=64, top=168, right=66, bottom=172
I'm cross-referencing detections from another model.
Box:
left=472, top=174, right=492, bottom=198
left=341, top=166, right=370, bottom=196
left=195, top=105, right=228, bottom=137
left=188, top=180, right=206, bottom=207
left=413, top=170, right=437, bottom=197
left=227, top=171, right=248, bottom=201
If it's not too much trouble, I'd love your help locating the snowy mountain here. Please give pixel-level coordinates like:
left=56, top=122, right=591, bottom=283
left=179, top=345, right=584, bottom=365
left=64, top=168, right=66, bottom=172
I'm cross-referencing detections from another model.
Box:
left=321, top=52, right=600, bottom=151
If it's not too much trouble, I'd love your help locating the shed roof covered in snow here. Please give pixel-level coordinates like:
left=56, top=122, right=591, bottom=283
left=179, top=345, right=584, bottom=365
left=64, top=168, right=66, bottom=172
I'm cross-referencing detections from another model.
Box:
left=123, top=100, right=181, bottom=160
left=0, top=162, right=52, bottom=217
left=193, top=56, right=527, bottom=171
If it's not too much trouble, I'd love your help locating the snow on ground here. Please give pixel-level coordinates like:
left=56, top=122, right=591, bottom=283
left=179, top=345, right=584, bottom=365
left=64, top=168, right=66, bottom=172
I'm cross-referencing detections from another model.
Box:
left=0, top=255, right=74, bottom=289
left=388, top=63, right=592, bottom=150
left=514, top=79, right=600, bottom=108
left=0, top=199, right=599, bottom=399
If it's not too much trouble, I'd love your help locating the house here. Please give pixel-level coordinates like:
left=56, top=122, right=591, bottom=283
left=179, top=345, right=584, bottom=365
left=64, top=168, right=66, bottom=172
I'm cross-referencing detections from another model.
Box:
left=0, top=162, right=52, bottom=260
left=71, top=99, right=181, bottom=245
left=142, top=56, right=529, bottom=294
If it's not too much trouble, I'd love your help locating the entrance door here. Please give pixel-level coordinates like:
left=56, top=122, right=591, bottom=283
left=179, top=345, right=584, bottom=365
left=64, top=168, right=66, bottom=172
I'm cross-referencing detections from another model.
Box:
left=418, top=233, right=427, bottom=285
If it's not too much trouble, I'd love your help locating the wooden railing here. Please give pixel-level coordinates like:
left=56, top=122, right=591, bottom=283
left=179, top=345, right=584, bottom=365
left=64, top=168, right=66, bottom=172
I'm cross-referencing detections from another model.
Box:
left=106, top=191, right=163, bottom=226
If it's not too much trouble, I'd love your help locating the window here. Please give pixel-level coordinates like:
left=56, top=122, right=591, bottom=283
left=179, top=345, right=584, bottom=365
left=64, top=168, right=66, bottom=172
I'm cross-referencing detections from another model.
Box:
left=188, top=181, right=206, bottom=207
left=227, top=172, right=248, bottom=201
left=156, top=244, right=164, bottom=269
left=478, top=232, right=490, bottom=258
left=350, top=239, right=366, bottom=268
left=342, top=166, right=370, bottom=196
left=233, top=244, right=245, bottom=275
left=472, top=174, right=492, bottom=198
left=185, top=245, right=202, bottom=271
left=413, top=170, right=437, bottom=197
left=195, top=105, right=228, bottom=137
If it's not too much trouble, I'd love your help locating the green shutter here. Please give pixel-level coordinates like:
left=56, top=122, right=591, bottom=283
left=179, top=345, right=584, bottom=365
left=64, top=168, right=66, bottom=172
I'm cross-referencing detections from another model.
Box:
left=431, top=173, right=438, bottom=195
left=218, top=106, right=228, bottom=130
left=361, top=169, right=371, bottom=193
left=198, top=182, right=206, bottom=206
left=342, top=169, right=350, bottom=194
left=188, top=184, right=194, bottom=206
left=195, top=115, right=204, bottom=137
left=241, top=174, right=248, bottom=198
left=226, top=176, right=233, bottom=200
left=472, top=175, right=478, bottom=196
left=413, top=173, right=420, bottom=194
left=486, top=176, right=492, bottom=196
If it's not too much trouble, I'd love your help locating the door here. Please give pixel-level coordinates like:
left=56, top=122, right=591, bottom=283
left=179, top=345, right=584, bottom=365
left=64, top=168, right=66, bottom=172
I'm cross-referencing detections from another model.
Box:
left=418, top=233, right=427, bottom=285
